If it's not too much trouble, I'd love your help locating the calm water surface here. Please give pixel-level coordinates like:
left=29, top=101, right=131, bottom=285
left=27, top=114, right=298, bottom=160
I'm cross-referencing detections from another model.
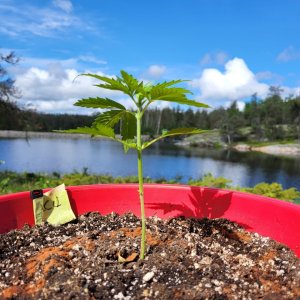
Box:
left=1, top=138, right=300, bottom=190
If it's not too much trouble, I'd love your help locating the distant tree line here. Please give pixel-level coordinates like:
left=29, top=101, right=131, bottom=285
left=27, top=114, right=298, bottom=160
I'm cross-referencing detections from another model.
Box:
left=0, top=50, right=94, bottom=131
left=0, top=100, right=94, bottom=131
left=1, top=50, right=300, bottom=143
left=141, top=90, right=300, bottom=143
left=1, top=90, right=300, bottom=144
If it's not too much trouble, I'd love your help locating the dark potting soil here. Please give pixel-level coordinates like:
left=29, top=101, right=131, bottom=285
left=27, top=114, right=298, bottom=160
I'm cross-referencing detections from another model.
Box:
left=0, top=213, right=299, bottom=300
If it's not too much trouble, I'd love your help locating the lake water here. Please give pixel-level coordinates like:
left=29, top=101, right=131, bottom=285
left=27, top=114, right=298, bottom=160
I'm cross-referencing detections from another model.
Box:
left=1, top=138, right=300, bottom=190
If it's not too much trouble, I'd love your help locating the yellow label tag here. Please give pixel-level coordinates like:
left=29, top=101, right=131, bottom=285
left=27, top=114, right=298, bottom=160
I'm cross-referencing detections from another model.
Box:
left=33, top=184, right=76, bottom=226
left=33, top=196, right=44, bottom=225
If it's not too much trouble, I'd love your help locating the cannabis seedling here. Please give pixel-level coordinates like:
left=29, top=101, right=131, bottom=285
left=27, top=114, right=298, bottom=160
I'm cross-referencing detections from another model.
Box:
left=66, top=71, right=209, bottom=259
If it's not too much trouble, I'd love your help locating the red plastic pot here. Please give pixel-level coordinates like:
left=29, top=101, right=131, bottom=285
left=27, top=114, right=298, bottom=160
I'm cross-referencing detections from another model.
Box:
left=0, top=184, right=300, bottom=257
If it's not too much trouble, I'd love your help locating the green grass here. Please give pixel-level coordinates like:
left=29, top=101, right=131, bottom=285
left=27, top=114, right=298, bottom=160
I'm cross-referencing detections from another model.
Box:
left=0, top=171, right=299, bottom=203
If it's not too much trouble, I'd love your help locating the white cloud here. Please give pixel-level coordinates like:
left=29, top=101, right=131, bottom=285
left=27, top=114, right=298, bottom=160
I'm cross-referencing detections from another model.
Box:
left=8, top=55, right=107, bottom=75
left=280, top=86, right=300, bottom=98
left=20, top=57, right=77, bottom=68
left=53, top=0, right=73, bottom=13
left=255, top=71, right=284, bottom=85
left=13, top=62, right=174, bottom=113
left=237, top=101, right=245, bottom=111
left=191, top=58, right=269, bottom=106
left=277, top=46, right=300, bottom=62
left=200, top=51, right=228, bottom=66
left=14, top=65, right=127, bottom=114
left=147, top=65, right=166, bottom=78
left=0, top=1, right=93, bottom=38
left=78, top=55, right=107, bottom=65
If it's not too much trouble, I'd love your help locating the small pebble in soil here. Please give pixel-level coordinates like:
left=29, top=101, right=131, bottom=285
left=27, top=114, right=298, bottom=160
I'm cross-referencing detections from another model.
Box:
left=143, top=271, right=155, bottom=283
left=0, top=212, right=299, bottom=299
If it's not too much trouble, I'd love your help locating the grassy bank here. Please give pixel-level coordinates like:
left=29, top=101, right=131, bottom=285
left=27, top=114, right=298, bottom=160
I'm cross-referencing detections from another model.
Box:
left=0, top=171, right=299, bottom=203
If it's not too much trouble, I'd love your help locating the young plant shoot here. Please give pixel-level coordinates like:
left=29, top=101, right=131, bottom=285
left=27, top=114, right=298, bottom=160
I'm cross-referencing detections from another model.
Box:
left=65, top=71, right=209, bottom=259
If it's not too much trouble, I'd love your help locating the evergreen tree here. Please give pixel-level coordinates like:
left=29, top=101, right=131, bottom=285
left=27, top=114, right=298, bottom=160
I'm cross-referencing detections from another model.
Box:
left=244, top=94, right=263, bottom=140
left=219, top=101, right=245, bottom=144
left=289, top=97, right=300, bottom=141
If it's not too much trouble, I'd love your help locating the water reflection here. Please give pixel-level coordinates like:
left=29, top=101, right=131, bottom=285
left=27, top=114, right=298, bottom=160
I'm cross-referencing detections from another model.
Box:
left=0, top=138, right=300, bottom=190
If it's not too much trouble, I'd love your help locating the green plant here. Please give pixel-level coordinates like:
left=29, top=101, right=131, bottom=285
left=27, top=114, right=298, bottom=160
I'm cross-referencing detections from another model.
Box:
left=1, top=171, right=300, bottom=203
left=188, top=173, right=232, bottom=189
left=63, top=70, right=209, bottom=259
left=239, top=182, right=300, bottom=202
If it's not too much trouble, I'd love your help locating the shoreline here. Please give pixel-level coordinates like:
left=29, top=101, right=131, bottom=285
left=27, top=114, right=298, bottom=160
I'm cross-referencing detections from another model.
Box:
left=0, top=130, right=150, bottom=140
left=0, top=130, right=91, bottom=139
left=1, top=130, right=300, bottom=157
left=233, top=143, right=300, bottom=157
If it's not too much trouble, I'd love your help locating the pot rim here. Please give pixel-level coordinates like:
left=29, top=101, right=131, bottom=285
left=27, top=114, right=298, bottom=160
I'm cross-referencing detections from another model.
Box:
left=1, top=183, right=300, bottom=257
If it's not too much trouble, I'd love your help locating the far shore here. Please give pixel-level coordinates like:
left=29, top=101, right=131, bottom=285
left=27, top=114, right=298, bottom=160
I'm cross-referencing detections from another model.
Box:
left=0, top=130, right=150, bottom=140
left=0, top=130, right=92, bottom=139
left=233, top=143, right=300, bottom=157
left=1, top=130, right=300, bottom=157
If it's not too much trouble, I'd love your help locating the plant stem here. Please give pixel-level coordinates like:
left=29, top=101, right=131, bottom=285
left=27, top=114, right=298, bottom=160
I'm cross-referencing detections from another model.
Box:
left=136, top=111, right=146, bottom=260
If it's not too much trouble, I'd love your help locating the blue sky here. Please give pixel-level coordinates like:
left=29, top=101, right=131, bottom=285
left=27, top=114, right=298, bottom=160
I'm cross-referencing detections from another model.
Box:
left=1, top=0, right=300, bottom=113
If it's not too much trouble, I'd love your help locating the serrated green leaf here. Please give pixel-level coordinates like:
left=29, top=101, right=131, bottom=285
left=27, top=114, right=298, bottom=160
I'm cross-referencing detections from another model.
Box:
left=82, top=73, right=130, bottom=94
left=82, top=73, right=122, bottom=87
left=120, top=70, right=141, bottom=95
left=95, top=110, right=137, bottom=139
left=150, top=86, right=192, bottom=99
left=147, top=82, right=210, bottom=109
left=156, top=97, right=210, bottom=108
left=154, top=79, right=187, bottom=89
left=58, top=127, right=99, bottom=135
left=95, top=109, right=125, bottom=127
left=92, top=124, right=116, bottom=138
left=120, top=111, right=136, bottom=140
left=74, top=97, right=125, bottom=110
left=120, top=139, right=137, bottom=153
left=94, top=83, right=129, bottom=94
left=60, top=124, right=115, bottom=139
left=142, top=128, right=207, bottom=149
left=166, top=128, right=207, bottom=135
left=81, top=73, right=116, bottom=84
